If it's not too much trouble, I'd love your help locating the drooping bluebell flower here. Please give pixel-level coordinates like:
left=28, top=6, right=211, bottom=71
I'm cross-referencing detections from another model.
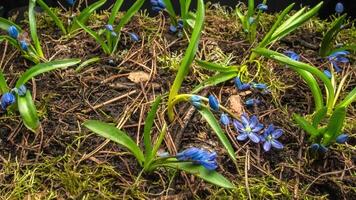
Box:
left=260, top=124, right=284, bottom=152
left=220, top=113, right=230, bottom=126
left=190, top=95, right=202, bottom=109
left=310, top=143, right=328, bottom=153
left=251, top=83, right=267, bottom=90
left=151, top=0, right=166, bottom=12
left=66, top=0, right=76, bottom=6
left=17, top=85, right=27, bottom=96
left=8, top=26, right=19, bottom=39
left=257, top=4, right=268, bottom=11
left=19, top=40, right=29, bottom=51
left=335, top=2, right=344, bottom=14
left=128, top=32, right=140, bottom=42
left=233, top=113, right=264, bottom=143
left=234, top=77, right=250, bottom=91
left=323, top=69, right=332, bottom=79
left=336, top=133, right=348, bottom=144
left=208, top=95, right=219, bottom=111
left=105, top=24, right=114, bottom=32
left=284, top=50, right=300, bottom=61
left=176, top=147, right=218, bottom=170
left=0, top=92, right=16, bottom=110
left=245, top=98, right=261, bottom=107
left=328, top=50, right=349, bottom=73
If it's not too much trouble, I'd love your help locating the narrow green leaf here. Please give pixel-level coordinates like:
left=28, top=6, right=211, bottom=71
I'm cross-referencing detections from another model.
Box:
left=0, top=17, right=22, bottom=32
left=16, top=59, right=81, bottom=87
left=293, top=113, right=319, bottom=137
left=83, top=120, right=145, bottom=165
left=336, top=87, right=356, bottom=109
left=198, top=106, right=236, bottom=161
left=70, top=0, right=107, bottom=32
left=75, top=57, right=100, bottom=72
left=0, top=35, right=19, bottom=48
left=0, top=71, right=9, bottom=93
left=163, top=0, right=177, bottom=25
left=192, top=71, right=238, bottom=94
left=143, top=96, right=162, bottom=159
left=319, top=14, right=346, bottom=57
left=247, top=0, right=254, bottom=19
left=322, top=107, right=346, bottom=145
left=17, top=91, right=40, bottom=133
left=37, top=0, right=67, bottom=34
left=76, top=20, right=110, bottom=54
left=196, top=60, right=237, bottom=72
left=106, top=0, right=124, bottom=49
left=29, top=0, right=44, bottom=58
left=162, top=162, right=235, bottom=189
left=312, top=107, right=327, bottom=128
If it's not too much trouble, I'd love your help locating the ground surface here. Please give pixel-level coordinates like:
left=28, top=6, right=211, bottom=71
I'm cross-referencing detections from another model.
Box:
left=0, top=4, right=355, bottom=200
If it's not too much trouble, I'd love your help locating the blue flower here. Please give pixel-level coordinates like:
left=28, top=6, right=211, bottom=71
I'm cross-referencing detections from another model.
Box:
left=245, top=98, right=261, bottom=107
left=323, top=69, right=332, bottom=79
left=220, top=113, right=230, bottom=126
left=176, top=147, right=218, bottom=170
left=0, top=92, right=16, bottom=110
left=19, top=40, right=29, bottom=51
left=66, top=0, right=76, bottom=6
left=151, top=0, right=166, bottom=12
left=8, top=26, right=19, bottom=39
left=128, top=32, right=140, bottom=42
left=208, top=95, right=219, bottom=111
left=169, top=25, right=178, bottom=33
left=260, top=124, right=284, bottom=152
left=190, top=95, right=202, bottom=109
left=284, top=50, right=300, bottom=61
left=17, top=85, right=27, bottom=96
left=257, top=4, right=268, bottom=11
left=177, top=20, right=184, bottom=29
left=233, top=113, right=264, bottom=143
left=234, top=77, right=250, bottom=91
left=310, top=143, right=328, bottom=153
left=248, top=17, right=255, bottom=25
left=335, top=2, right=344, bottom=14
left=328, top=50, right=349, bottom=73
left=336, top=133, right=348, bottom=144
left=251, top=83, right=267, bottom=90
left=105, top=24, right=114, bottom=32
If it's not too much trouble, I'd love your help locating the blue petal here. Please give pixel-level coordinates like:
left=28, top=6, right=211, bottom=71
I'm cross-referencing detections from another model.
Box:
left=323, top=70, right=332, bottom=79
left=271, top=139, right=284, bottom=149
left=331, top=61, right=342, bottom=73
left=249, top=115, right=258, bottom=128
left=19, top=40, right=28, bottom=51
left=8, top=26, right=19, bottom=39
left=241, top=113, right=250, bottom=126
left=199, top=160, right=218, bottom=170
left=252, top=83, right=267, bottom=90
left=248, top=132, right=260, bottom=143
left=310, top=143, right=320, bottom=151
left=129, top=32, right=140, bottom=42
left=257, top=4, right=268, bottom=11
left=263, top=141, right=271, bottom=152
left=220, top=113, right=230, bottom=126
left=0, top=92, right=16, bottom=110
left=236, top=133, right=248, bottom=141
left=335, top=56, right=349, bottom=63
left=252, top=123, right=264, bottom=133
left=169, top=25, right=178, bottom=33
left=272, top=129, right=283, bottom=139
left=336, top=134, right=348, bottom=144
left=233, top=120, right=244, bottom=132
left=208, top=95, right=219, bottom=111
left=17, top=85, right=27, bottom=96
left=105, top=24, right=114, bottom=32
left=284, top=50, right=300, bottom=61
left=263, top=124, right=274, bottom=137
left=335, top=2, right=344, bottom=13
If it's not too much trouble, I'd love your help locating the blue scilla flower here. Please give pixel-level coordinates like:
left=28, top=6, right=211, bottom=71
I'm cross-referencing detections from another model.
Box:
left=260, top=124, right=284, bottom=152
left=234, top=113, right=264, bottom=143
left=336, top=133, right=348, bottom=144
left=19, top=40, right=29, bottom=51
left=328, top=50, right=349, bottom=73
left=323, top=69, right=332, bottom=79
left=220, top=113, right=230, bottom=126
left=234, top=77, right=250, bottom=91
left=0, top=92, right=16, bottom=110
left=335, top=2, right=344, bottom=14
left=128, top=32, right=140, bottom=42
left=190, top=95, right=202, bottom=109
left=176, top=147, right=218, bottom=170
left=257, top=4, right=268, bottom=11
left=17, top=85, right=27, bottom=96
left=310, top=143, right=328, bottom=153
left=245, top=98, right=261, bottom=107
left=8, top=26, right=19, bottom=39
left=151, top=0, right=165, bottom=12
left=208, top=95, right=219, bottom=111
left=105, top=24, right=114, bottom=32
left=248, top=17, right=255, bottom=25
left=169, top=25, right=178, bottom=33
left=284, top=50, right=300, bottom=61
left=251, top=83, right=267, bottom=90
left=66, top=0, right=76, bottom=6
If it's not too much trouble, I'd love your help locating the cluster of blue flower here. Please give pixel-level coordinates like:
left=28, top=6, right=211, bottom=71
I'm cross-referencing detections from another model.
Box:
left=0, top=85, right=27, bottom=111
left=7, top=26, right=29, bottom=51
left=105, top=24, right=140, bottom=42
left=176, top=147, right=218, bottom=170
left=235, top=77, right=268, bottom=107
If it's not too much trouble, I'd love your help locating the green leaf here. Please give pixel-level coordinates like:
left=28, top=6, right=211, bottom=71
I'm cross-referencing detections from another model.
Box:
left=167, top=0, right=205, bottom=121
left=17, top=91, right=40, bottom=133
left=76, top=20, right=110, bottom=54
left=0, top=71, right=9, bottom=93
left=143, top=96, right=162, bottom=160
left=336, top=87, right=356, bottom=109
left=29, top=0, right=44, bottom=58
left=83, top=120, right=145, bottom=165
left=70, top=0, right=107, bottom=32
left=198, top=106, right=236, bottom=161
left=322, top=107, right=346, bottom=145
left=163, top=0, right=177, bottom=25
left=106, top=0, right=124, bottom=49
left=0, top=35, right=19, bottom=49
left=162, top=162, right=234, bottom=189
left=75, top=57, right=100, bottom=72
left=319, top=14, right=346, bottom=57
left=192, top=71, right=238, bottom=94
left=37, top=0, right=66, bottom=34
left=196, top=60, right=237, bottom=72
left=293, top=113, right=319, bottom=137
left=0, top=17, right=22, bottom=32
left=16, top=59, right=81, bottom=87
left=312, top=107, right=327, bottom=128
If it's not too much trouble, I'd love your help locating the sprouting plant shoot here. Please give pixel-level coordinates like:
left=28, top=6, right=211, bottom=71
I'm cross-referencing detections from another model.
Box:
left=0, top=59, right=80, bottom=132
left=83, top=96, right=234, bottom=189
left=253, top=48, right=355, bottom=151
left=77, top=0, right=144, bottom=55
